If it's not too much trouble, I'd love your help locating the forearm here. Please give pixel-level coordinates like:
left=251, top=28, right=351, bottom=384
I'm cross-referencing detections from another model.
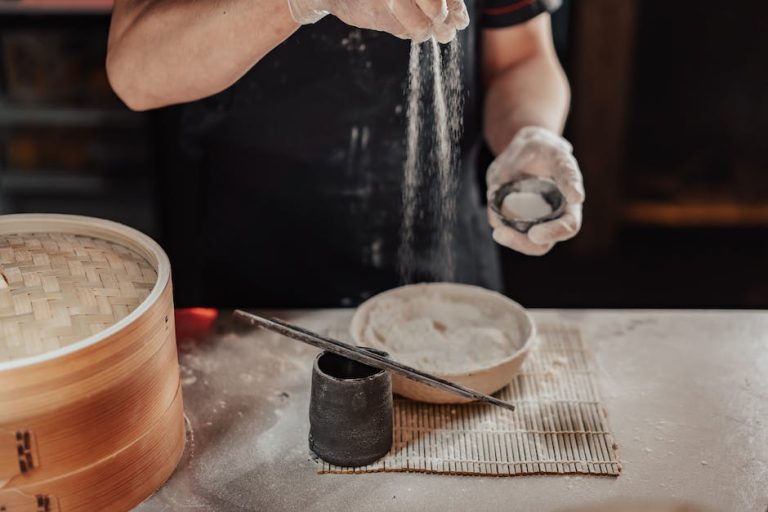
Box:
left=107, top=0, right=298, bottom=111
left=483, top=46, right=570, bottom=155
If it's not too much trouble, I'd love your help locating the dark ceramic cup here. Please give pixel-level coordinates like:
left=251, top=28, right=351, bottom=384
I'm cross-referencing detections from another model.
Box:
left=309, top=348, right=393, bottom=467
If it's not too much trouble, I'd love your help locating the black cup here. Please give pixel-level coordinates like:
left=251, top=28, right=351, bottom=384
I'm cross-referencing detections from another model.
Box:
left=309, top=348, right=393, bottom=467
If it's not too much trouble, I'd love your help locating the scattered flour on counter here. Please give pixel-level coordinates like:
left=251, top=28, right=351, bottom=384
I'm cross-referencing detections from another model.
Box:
left=358, top=287, right=524, bottom=374
left=180, top=365, right=198, bottom=386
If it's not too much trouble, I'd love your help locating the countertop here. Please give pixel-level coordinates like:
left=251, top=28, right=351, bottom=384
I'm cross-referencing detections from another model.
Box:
left=136, top=309, right=768, bottom=512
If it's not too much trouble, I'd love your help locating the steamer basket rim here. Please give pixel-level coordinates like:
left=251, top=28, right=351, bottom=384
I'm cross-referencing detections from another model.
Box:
left=0, top=213, right=172, bottom=372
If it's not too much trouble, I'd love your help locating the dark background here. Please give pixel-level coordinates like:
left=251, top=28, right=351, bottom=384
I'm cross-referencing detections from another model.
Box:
left=1, top=1, right=767, bottom=308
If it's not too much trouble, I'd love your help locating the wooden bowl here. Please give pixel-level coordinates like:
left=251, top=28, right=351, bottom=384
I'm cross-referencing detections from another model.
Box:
left=0, top=214, right=184, bottom=511
left=350, top=283, right=535, bottom=403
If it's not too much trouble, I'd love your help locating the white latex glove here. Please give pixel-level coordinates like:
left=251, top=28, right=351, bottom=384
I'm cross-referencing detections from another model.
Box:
left=286, top=0, right=469, bottom=43
left=486, top=126, right=585, bottom=256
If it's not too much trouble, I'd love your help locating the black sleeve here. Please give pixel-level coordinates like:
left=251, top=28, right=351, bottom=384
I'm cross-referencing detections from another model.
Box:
left=479, top=0, right=561, bottom=29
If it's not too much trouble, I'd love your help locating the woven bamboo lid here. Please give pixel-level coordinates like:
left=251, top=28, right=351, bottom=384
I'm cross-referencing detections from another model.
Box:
left=0, top=216, right=160, bottom=363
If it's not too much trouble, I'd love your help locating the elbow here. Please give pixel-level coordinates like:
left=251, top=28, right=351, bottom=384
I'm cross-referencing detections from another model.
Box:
left=106, top=47, right=161, bottom=112
left=106, top=47, right=244, bottom=112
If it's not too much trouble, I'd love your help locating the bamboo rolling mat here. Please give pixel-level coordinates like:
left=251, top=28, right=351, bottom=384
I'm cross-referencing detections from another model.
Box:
left=319, top=325, right=621, bottom=477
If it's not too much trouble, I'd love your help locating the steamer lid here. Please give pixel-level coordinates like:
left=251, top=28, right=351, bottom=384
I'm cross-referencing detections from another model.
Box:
left=0, top=231, right=157, bottom=362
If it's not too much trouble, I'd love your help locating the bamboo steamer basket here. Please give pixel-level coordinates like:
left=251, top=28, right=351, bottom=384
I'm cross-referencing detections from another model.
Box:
left=0, top=214, right=184, bottom=511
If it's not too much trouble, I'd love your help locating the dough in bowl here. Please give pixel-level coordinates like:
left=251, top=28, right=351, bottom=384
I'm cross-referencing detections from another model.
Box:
left=353, top=283, right=528, bottom=375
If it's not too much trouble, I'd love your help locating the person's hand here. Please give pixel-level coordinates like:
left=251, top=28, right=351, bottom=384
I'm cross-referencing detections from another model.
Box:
left=286, top=0, right=470, bottom=43
left=486, top=126, right=585, bottom=256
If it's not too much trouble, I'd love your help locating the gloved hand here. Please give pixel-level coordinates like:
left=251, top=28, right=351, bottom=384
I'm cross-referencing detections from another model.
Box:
left=286, top=0, right=469, bottom=43
left=486, top=126, right=585, bottom=256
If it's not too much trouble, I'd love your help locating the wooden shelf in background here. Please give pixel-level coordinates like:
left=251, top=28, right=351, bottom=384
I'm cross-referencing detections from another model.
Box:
left=568, top=0, right=639, bottom=254
left=0, top=0, right=112, bottom=14
left=0, top=172, right=106, bottom=194
left=0, top=106, right=141, bottom=127
left=0, top=171, right=153, bottom=194
left=624, top=201, right=768, bottom=227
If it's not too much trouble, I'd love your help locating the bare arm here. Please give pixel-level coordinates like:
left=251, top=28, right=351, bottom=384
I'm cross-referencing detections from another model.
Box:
left=481, top=14, right=570, bottom=154
left=107, top=0, right=299, bottom=111
left=482, top=15, right=583, bottom=256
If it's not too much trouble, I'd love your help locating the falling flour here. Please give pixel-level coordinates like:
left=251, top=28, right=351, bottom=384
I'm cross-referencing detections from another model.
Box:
left=398, top=38, right=464, bottom=282
left=398, top=42, right=423, bottom=282
left=357, top=285, right=525, bottom=374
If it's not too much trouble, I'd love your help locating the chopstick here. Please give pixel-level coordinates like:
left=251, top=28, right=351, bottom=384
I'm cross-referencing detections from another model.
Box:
left=233, top=310, right=516, bottom=412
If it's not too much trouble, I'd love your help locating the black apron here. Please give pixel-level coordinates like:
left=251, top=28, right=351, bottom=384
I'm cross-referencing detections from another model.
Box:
left=158, top=4, right=502, bottom=308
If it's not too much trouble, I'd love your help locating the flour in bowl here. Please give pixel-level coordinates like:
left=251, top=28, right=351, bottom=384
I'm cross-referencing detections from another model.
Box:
left=357, top=285, right=525, bottom=375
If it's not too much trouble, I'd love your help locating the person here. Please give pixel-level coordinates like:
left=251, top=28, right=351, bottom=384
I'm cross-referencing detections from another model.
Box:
left=106, top=0, right=583, bottom=307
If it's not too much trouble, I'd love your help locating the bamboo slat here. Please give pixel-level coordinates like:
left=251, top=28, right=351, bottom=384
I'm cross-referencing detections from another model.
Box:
left=0, top=232, right=156, bottom=362
left=0, top=387, right=185, bottom=511
left=320, top=325, right=621, bottom=477
left=0, top=214, right=184, bottom=512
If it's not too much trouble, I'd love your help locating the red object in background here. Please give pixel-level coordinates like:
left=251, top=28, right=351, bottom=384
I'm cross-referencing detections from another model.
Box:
left=174, top=308, right=218, bottom=342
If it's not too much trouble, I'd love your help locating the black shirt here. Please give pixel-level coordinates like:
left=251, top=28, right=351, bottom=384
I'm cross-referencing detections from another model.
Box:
left=158, top=0, right=556, bottom=308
